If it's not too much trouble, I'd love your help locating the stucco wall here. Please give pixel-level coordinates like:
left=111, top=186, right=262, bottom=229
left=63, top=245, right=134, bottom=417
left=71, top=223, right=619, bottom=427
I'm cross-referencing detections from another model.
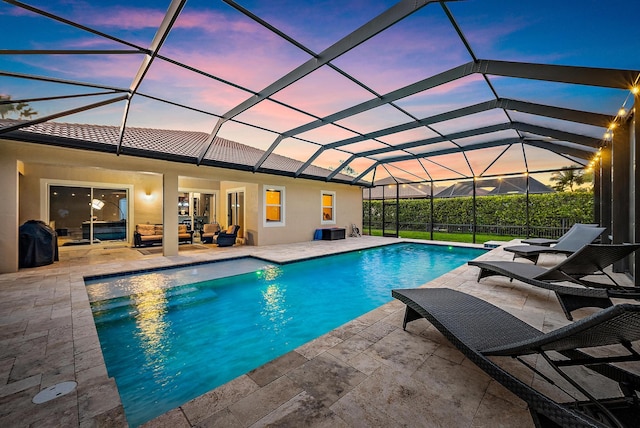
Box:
left=1, top=139, right=363, bottom=270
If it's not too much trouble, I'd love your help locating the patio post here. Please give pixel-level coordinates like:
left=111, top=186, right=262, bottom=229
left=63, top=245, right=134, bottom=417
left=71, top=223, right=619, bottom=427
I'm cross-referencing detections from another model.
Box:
left=611, top=121, right=630, bottom=272
left=0, top=151, right=19, bottom=273
left=600, top=143, right=612, bottom=244
left=368, top=187, right=372, bottom=236
left=472, top=177, right=477, bottom=244
left=430, top=181, right=434, bottom=241
left=525, top=173, right=530, bottom=238
left=162, top=171, right=179, bottom=257
left=396, top=183, right=400, bottom=237
left=594, top=162, right=601, bottom=227
left=634, top=94, right=640, bottom=284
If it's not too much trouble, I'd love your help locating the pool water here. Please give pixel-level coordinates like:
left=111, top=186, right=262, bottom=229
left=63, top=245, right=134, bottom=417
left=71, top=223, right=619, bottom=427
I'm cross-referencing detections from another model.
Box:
left=87, top=243, right=485, bottom=426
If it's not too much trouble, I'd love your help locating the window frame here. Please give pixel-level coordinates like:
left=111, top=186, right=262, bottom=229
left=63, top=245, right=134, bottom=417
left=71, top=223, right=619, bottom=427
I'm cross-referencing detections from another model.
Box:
left=263, top=185, right=285, bottom=227
left=320, top=190, right=336, bottom=225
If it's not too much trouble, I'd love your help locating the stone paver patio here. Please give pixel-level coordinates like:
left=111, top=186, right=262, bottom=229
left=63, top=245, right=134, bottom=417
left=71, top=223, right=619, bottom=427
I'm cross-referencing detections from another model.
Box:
left=0, top=236, right=634, bottom=427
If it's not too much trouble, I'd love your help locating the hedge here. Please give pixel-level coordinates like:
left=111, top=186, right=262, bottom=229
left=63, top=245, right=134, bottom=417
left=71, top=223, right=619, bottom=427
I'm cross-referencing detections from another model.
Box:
left=363, top=191, right=593, bottom=228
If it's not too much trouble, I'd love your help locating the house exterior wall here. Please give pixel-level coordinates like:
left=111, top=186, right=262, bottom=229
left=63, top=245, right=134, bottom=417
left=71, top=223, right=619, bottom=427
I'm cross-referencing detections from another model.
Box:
left=0, top=139, right=363, bottom=272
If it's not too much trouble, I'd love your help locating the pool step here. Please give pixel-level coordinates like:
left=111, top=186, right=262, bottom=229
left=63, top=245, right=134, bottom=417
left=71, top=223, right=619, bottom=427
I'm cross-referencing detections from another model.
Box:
left=92, top=286, right=218, bottom=324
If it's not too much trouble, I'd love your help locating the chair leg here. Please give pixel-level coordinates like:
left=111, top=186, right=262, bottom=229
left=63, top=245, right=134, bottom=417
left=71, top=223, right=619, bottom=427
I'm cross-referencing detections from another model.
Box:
left=402, top=306, right=423, bottom=330
left=555, top=292, right=613, bottom=321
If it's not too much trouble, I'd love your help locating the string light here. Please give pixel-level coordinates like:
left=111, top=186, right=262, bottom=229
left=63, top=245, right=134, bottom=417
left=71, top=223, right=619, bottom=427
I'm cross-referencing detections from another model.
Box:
left=603, top=76, right=640, bottom=143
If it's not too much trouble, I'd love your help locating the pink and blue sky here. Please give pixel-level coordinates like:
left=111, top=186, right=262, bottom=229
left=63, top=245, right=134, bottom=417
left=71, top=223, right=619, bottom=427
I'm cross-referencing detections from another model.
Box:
left=2, top=0, right=639, bottom=184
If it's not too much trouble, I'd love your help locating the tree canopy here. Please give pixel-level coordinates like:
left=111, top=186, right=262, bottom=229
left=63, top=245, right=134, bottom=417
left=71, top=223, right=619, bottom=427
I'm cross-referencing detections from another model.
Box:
left=0, top=95, right=38, bottom=120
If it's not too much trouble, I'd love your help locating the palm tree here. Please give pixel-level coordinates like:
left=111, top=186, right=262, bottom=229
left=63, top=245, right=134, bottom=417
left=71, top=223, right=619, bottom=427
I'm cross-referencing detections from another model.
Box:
left=0, top=95, right=38, bottom=120
left=0, top=95, right=16, bottom=119
left=549, top=167, right=586, bottom=191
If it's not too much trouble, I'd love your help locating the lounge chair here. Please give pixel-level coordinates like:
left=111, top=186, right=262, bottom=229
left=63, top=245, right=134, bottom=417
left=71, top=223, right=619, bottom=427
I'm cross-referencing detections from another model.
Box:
left=520, top=223, right=598, bottom=247
left=469, top=243, right=640, bottom=319
left=505, top=225, right=606, bottom=264
left=392, top=287, right=640, bottom=428
left=216, top=225, right=240, bottom=247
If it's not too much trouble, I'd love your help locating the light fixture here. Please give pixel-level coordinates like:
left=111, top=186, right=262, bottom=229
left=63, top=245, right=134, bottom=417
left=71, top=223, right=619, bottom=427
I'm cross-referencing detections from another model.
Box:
left=632, top=86, right=639, bottom=95
left=618, top=108, right=627, bottom=117
left=91, top=199, right=105, bottom=210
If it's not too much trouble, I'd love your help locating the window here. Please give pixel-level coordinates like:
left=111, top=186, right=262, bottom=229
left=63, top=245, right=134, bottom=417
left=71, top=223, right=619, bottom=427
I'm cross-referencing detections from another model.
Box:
left=321, top=191, right=335, bottom=224
left=264, top=185, right=285, bottom=227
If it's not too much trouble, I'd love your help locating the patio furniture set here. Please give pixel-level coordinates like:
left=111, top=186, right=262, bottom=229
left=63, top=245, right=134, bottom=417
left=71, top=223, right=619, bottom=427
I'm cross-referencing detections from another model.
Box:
left=392, top=224, right=640, bottom=428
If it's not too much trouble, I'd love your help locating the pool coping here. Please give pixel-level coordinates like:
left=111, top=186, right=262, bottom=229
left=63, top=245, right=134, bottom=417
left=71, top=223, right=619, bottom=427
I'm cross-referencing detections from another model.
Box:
left=0, top=236, right=497, bottom=427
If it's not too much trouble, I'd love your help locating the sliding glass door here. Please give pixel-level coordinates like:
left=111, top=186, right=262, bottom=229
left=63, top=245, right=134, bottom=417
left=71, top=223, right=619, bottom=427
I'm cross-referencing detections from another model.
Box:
left=49, top=185, right=127, bottom=245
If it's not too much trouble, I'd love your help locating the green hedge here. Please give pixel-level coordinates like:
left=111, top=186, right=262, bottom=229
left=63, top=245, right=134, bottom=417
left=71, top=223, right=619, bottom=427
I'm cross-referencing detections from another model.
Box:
left=363, top=191, right=593, bottom=228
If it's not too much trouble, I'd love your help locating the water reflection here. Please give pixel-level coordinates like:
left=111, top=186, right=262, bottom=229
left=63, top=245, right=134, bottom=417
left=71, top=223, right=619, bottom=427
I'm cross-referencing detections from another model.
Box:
left=129, top=277, right=171, bottom=381
left=260, top=267, right=288, bottom=331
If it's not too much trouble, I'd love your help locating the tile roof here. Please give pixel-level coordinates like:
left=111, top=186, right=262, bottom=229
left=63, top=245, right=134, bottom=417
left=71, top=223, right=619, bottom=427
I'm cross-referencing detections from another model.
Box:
left=0, top=119, right=358, bottom=183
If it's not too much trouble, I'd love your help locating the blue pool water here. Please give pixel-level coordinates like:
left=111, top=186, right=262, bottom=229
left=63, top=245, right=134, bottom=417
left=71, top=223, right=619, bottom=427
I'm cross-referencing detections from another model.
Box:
left=86, top=243, right=485, bottom=426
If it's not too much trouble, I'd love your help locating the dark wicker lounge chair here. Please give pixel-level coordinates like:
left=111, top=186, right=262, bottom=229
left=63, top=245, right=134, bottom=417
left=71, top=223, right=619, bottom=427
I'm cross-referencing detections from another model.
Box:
left=469, top=243, right=640, bottom=319
left=505, top=225, right=606, bottom=264
left=520, top=223, right=598, bottom=247
left=392, top=287, right=640, bottom=428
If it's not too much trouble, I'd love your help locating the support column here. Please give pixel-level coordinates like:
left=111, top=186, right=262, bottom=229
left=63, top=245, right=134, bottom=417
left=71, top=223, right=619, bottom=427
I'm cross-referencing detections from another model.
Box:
left=599, top=144, right=612, bottom=244
left=634, top=99, right=640, bottom=284
left=162, top=171, right=179, bottom=257
left=593, top=161, right=601, bottom=226
left=472, top=178, right=477, bottom=244
left=612, top=122, right=630, bottom=272
left=0, top=152, right=19, bottom=273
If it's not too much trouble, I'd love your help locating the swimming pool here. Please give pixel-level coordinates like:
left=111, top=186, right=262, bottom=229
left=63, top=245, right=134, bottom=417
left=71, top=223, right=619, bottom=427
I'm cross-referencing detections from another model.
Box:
left=86, top=243, right=485, bottom=426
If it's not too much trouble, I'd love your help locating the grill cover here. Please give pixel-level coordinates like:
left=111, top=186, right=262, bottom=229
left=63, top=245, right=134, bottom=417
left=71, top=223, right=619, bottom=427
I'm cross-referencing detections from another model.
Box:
left=19, top=220, right=59, bottom=268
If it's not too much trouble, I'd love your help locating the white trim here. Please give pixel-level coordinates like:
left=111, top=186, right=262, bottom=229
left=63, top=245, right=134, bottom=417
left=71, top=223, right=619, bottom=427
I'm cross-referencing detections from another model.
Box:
left=263, top=185, right=285, bottom=227
left=320, top=190, right=336, bottom=225
left=226, top=186, right=246, bottom=231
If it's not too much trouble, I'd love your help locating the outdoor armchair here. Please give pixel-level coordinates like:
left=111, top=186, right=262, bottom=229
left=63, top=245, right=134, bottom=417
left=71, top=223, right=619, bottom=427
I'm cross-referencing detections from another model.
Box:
left=469, top=243, right=640, bottom=319
left=216, top=225, right=240, bottom=247
left=392, top=287, right=640, bottom=428
left=200, top=222, right=220, bottom=244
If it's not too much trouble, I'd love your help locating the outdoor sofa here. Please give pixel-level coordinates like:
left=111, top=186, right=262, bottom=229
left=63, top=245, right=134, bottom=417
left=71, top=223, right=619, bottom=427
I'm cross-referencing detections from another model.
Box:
left=133, top=224, right=194, bottom=247
left=393, top=287, right=640, bottom=428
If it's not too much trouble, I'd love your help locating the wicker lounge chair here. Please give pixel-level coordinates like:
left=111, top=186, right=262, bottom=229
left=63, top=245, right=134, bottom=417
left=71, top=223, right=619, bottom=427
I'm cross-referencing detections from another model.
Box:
left=520, top=223, right=598, bottom=247
left=505, top=225, right=606, bottom=264
left=469, top=243, right=640, bottom=319
left=392, top=287, right=640, bottom=428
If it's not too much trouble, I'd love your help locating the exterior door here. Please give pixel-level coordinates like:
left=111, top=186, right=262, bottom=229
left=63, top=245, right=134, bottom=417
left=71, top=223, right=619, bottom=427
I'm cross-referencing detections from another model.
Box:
left=227, top=190, right=244, bottom=238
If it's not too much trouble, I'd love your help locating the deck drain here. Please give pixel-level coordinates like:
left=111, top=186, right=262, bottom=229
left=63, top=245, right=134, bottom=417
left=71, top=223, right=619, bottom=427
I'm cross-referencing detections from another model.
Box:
left=32, top=381, right=77, bottom=404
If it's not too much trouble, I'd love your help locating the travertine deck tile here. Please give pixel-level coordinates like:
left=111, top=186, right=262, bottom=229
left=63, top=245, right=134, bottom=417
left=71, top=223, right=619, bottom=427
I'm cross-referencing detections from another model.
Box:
left=0, top=236, right=635, bottom=427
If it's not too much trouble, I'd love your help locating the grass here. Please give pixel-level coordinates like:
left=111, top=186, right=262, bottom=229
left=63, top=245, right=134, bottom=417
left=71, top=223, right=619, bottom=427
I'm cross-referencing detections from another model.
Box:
left=364, top=229, right=521, bottom=244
